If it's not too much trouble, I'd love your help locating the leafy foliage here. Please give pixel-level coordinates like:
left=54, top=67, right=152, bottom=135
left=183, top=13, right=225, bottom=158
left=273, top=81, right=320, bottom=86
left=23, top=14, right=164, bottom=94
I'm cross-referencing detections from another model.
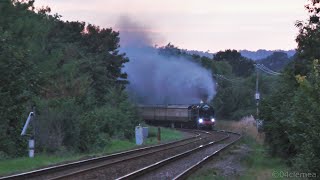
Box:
left=213, top=49, right=255, bottom=77
left=261, top=0, right=320, bottom=174
left=0, top=0, right=140, bottom=158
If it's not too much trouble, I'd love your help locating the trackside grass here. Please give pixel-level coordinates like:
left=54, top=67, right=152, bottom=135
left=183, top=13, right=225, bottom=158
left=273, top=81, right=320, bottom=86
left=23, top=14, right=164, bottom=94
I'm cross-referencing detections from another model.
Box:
left=188, top=117, right=288, bottom=180
left=0, top=126, right=183, bottom=176
left=145, top=126, right=183, bottom=144
left=0, top=155, right=82, bottom=176
left=239, top=136, right=288, bottom=180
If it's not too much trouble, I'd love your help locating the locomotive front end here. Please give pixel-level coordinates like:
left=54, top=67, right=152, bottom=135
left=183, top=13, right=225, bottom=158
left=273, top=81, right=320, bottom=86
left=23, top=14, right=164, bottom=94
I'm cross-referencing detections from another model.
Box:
left=196, top=103, right=215, bottom=130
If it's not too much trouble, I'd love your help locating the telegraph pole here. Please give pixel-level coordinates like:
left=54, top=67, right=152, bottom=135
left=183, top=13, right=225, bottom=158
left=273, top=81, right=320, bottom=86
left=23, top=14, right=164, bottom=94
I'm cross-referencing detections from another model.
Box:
left=255, top=70, right=260, bottom=119
left=255, top=66, right=264, bottom=132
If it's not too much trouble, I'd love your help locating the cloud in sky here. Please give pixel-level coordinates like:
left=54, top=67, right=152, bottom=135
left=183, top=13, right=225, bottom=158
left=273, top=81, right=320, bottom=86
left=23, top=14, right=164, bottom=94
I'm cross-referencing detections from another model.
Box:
left=35, top=0, right=308, bottom=51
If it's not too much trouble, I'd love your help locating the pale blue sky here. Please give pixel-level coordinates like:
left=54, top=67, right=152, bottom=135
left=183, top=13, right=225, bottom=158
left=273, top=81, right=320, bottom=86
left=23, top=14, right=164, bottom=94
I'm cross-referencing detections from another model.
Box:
left=35, top=0, right=308, bottom=52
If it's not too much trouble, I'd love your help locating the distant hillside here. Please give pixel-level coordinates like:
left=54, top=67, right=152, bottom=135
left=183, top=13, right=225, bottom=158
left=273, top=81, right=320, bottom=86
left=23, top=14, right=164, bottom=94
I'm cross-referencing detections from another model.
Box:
left=240, top=49, right=295, bottom=60
left=183, top=49, right=296, bottom=61
left=182, top=49, right=213, bottom=58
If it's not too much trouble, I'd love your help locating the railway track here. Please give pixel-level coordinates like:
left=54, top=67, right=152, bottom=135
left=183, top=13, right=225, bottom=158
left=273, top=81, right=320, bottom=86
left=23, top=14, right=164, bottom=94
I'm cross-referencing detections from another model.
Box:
left=174, top=130, right=241, bottom=180
left=1, top=129, right=229, bottom=180
left=117, top=130, right=241, bottom=180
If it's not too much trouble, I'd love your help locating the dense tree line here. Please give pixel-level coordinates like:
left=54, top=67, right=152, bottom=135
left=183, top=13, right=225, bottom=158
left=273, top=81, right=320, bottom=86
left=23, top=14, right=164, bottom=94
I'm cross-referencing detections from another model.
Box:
left=0, top=0, right=140, bottom=158
left=260, top=0, right=320, bottom=174
left=213, top=50, right=255, bottom=77
left=240, top=49, right=295, bottom=60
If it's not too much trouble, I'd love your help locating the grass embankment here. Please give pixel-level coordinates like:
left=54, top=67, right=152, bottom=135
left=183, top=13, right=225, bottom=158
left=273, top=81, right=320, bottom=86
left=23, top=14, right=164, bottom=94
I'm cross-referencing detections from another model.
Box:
left=240, top=136, right=288, bottom=180
left=190, top=117, right=288, bottom=180
left=0, top=126, right=183, bottom=176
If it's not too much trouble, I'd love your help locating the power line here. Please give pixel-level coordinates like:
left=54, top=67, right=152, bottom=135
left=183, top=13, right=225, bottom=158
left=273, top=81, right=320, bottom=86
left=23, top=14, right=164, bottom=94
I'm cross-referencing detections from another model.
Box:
left=213, top=64, right=280, bottom=132
left=259, top=64, right=281, bottom=75
left=255, top=64, right=281, bottom=75
left=213, top=74, right=239, bottom=83
left=255, top=64, right=276, bottom=75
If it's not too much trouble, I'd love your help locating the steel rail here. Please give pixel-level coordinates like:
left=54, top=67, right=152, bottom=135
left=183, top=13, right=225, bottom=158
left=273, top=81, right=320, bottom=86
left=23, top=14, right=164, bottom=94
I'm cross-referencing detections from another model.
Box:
left=0, top=129, right=199, bottom=180
left=116, top=131, right=230, bottom=180
left=173, top=131, right=242, bottom=180
left=49, top=130, right=216, bottom=180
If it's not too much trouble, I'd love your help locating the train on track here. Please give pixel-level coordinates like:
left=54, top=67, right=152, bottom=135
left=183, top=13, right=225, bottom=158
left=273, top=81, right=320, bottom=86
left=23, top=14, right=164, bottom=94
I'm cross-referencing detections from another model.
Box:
left=138, top=102, right=215, bottom=129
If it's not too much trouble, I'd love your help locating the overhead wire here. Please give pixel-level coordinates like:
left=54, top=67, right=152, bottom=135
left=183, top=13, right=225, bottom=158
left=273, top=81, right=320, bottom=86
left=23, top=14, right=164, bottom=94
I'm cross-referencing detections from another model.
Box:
left=213, top=64, right=281, bottom=85
left=213, top=74, right=237, bottom=83
left=213, top=74, right=245, bottom=87
left=255, top=64, right=281, bottom=75
left=258, top=64, right=280, bottom=75
left=260, top=64, right=282, bottom=75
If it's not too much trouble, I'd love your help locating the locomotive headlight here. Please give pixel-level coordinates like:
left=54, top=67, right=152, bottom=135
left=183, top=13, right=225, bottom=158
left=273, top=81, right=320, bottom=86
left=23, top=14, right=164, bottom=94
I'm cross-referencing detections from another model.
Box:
left=211, top=118, right=215, bottom=122
left=198, top=118, right=203, bottom=123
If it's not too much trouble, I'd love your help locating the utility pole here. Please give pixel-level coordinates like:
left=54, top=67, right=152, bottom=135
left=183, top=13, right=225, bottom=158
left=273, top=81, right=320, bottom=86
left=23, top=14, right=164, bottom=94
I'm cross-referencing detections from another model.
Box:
left=255, top=70, right=260, bottom=119
left=254, top=63, right=282, bottom=132
left=255, top=67, right=263, bottom=132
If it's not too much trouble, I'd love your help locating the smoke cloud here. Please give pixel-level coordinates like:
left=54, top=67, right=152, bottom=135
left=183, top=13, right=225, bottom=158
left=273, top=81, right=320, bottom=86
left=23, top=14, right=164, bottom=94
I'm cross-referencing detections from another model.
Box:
left=118, top=17, right=216, bottom=104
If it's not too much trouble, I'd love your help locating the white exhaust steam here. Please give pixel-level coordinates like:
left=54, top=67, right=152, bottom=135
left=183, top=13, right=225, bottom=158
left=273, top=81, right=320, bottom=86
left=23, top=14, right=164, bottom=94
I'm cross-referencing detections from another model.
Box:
left=118, top=17, right=216, bottom=104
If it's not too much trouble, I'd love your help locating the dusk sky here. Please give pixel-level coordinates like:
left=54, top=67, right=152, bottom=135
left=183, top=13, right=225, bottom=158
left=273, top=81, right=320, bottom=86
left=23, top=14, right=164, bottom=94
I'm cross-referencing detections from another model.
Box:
left=35, top=0, right=308, bottom=52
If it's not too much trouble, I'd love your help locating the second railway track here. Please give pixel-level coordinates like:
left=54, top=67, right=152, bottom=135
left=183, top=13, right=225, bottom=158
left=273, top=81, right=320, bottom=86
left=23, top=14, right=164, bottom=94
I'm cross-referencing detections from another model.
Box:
left=1, top=129, right=240, bottom=180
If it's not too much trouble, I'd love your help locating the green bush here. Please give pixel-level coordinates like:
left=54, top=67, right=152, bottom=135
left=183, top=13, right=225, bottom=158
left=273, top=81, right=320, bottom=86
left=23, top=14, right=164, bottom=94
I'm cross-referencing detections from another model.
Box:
left=261, top=60, right=320, bottom=174
left=0, top=1, right=139, bottom=157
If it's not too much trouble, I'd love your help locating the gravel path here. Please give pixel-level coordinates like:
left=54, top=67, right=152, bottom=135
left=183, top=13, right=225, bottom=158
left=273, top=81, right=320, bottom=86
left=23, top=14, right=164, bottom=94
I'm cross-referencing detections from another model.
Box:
left=188, top=143, right=251, bottom=179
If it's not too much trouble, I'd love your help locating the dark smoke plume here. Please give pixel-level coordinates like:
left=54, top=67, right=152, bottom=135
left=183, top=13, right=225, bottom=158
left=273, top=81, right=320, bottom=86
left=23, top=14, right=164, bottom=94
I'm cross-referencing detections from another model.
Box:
left=118, top=17, right=216, bottom=104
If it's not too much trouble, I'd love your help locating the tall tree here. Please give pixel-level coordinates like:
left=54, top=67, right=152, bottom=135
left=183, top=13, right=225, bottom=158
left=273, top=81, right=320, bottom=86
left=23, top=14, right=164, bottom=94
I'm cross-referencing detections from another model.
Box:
left=0, top=0, right=138, bottom=156
left=0, top=0, right=42, bottom=157
left=213, top=49, right=254, bottom=77
left=295, top=0, right=320, bottom=75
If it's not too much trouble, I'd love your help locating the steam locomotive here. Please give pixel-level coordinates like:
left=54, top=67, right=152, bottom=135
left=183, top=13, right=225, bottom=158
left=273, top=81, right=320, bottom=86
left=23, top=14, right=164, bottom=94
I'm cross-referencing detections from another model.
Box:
left=138, top=102, right=215, bottom=129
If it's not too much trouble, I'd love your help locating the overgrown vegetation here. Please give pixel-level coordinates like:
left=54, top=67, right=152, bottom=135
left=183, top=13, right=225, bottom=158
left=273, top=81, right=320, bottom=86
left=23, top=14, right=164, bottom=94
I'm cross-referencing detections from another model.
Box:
left=260, top=0, right=320, bottom=174
left=217, top=119, right=287, bottom=179
left=0, top=0, right=140, bottom=159
left=188, top=139, right=287, bottom=180
left=239, top=137, right=288, bottom=180
left=188, top=119, right=288, bottom=180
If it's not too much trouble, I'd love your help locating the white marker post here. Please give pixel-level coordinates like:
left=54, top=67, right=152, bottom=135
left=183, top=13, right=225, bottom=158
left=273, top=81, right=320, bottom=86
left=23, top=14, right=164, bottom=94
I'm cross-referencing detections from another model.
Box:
left=21, top=111, right=35, bottom=158
left=28, top=139, right=35, bottom=158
